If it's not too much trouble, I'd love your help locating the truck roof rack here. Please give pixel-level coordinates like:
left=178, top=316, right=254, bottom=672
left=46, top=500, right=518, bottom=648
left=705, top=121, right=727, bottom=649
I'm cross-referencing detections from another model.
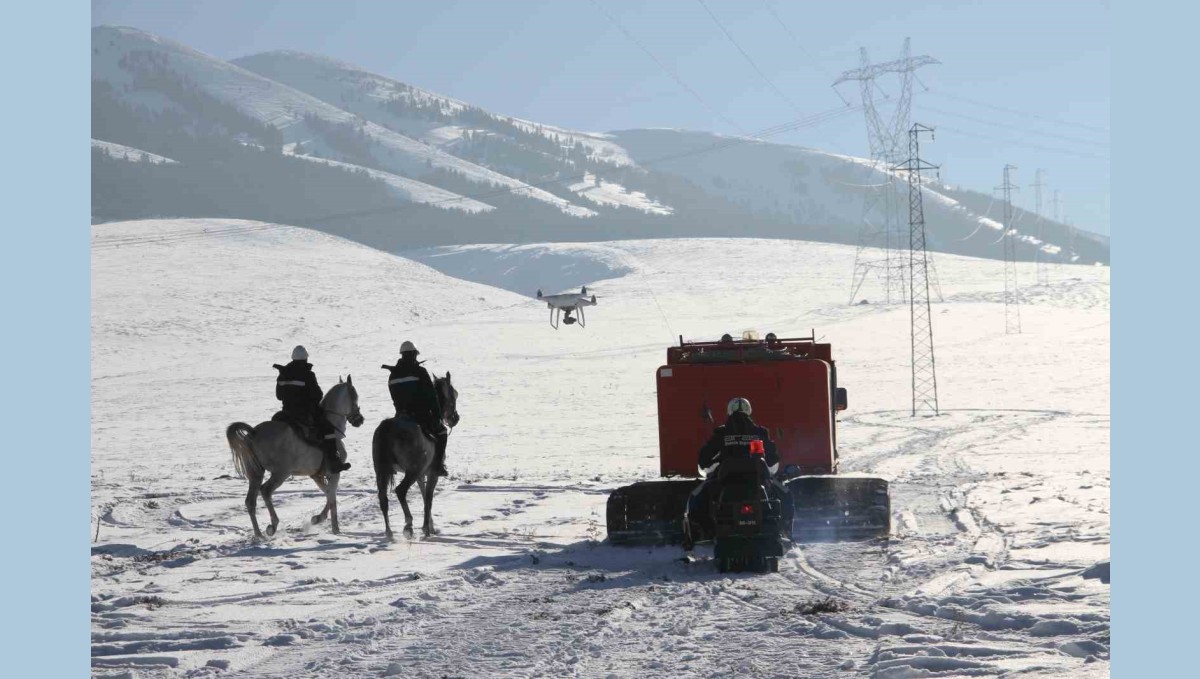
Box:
left=669, top=331, right=831, bottom=364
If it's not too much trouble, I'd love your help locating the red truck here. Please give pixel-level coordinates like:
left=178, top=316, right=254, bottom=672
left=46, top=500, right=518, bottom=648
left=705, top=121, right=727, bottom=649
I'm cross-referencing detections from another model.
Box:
left=607, top=331, right=891, bottom=545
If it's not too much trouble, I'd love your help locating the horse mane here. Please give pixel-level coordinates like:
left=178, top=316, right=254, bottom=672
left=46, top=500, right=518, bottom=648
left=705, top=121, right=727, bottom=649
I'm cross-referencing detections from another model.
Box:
left=322, top=381, right=348, bottom=411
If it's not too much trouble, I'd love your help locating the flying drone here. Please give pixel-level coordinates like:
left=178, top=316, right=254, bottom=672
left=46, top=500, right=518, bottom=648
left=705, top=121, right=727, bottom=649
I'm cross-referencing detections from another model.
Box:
left=536, top=286, right=598, bottom=329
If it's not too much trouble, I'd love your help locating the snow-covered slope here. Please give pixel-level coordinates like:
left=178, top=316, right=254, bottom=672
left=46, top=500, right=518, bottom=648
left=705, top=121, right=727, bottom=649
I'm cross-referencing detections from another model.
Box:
left=611, top=128, right=1100, bottom=264
left=92, top=138, right=178, bottom=164
left=92, top=219, right=1108, bottom=677
left=234, top=50, right=662, bottom=215
left=283, top=151, right=494, bottom=213
left=234, top=50, right=635, bottom=167
left=92, top=26, right=594, bottom=217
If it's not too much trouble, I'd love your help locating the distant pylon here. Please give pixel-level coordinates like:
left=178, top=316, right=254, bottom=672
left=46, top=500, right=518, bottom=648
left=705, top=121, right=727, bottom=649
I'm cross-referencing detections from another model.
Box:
left=999, top=165, right=1022, bottom=334
left=1031, top=169, right=1049, bottom=286
left=1051, top=189, right=1063, bottom=269
left=894, top=123, right=940, bottom=416
left=1067, top=217, right=1077, bottom=264
left=835, top=38, right=939, bottom=305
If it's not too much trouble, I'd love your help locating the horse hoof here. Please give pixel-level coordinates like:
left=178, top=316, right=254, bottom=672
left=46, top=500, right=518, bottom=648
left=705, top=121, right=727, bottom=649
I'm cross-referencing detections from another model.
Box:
left=266, top=525, right=277, bottom=537
left=311, top=514, right=324, bottom=525
left=331, top=526, right=340, bottom=535
left=386, top=532, right=395, bottom=542
left=403, top=527, right=414, bottom=539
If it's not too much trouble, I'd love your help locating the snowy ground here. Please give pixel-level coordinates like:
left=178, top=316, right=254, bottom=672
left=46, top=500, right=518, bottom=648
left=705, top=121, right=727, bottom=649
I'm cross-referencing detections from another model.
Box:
left=92, top=219, right=1109, bottom=677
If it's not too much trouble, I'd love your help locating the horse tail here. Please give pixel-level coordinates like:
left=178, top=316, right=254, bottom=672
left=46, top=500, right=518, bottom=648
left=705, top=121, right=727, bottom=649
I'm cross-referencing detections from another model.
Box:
left=226, top=422, right=264, bottom=479
left=372, top=420, right=396, bottom=491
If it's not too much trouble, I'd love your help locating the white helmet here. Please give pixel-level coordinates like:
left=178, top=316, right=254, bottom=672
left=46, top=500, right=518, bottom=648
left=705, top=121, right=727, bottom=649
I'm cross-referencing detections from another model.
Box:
left=291, top=345, right=308, bottom=361
left=400, top=340, right=419, bottom=355
left=727, top=397, right=752, bottom=416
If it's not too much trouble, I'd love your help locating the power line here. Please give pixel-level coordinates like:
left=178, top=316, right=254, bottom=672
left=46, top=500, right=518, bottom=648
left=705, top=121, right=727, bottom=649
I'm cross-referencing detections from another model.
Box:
left=93, top=222, right=293, bottom=248
left=695, top=0, right=808, bottom=116
left=94, top=105, right=860, bottom=250
left=926, top=89, right=1109, bottom=135
left=757, top=0, right=850, bottom=106
left=589, top=0, right=749, bottom=136
left=934, top=124, right=1110, bottom=162
left=919, top=103, right=1109, bottom=149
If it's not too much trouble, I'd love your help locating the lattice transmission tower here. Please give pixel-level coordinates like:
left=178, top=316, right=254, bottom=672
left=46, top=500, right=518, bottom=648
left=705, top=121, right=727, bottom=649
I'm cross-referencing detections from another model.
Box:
left=894, top=123, right=940, bottom=416
left=999, top=165, right=1022, bottom=334
left=1031, top=169, right=1049, bottom=286
left=835, top=38, right=939, bottom=305
left=1051, top=189, right=1064, bottom=269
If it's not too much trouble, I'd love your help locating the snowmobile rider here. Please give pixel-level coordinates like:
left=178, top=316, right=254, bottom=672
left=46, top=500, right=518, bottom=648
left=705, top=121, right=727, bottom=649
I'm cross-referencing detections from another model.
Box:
left=274, top=345, right=351, bottom=474
left=383, top=341, right=450, bottom=477
left=683, top=397, right=780, bottom=550
left=698, top=397, right=780, bottom=476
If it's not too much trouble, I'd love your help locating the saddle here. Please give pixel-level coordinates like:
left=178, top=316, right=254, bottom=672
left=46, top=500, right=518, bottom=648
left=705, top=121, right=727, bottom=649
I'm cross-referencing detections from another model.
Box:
left=390, top=412, right=436, bottom=442
left=272, top=410, right=324, bottom=447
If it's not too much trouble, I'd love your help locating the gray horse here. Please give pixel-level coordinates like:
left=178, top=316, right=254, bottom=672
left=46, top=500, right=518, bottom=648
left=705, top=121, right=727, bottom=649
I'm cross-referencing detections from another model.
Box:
left=374, top=373, right=460, bottom=539
left=226, top=377, right=365, bottom=539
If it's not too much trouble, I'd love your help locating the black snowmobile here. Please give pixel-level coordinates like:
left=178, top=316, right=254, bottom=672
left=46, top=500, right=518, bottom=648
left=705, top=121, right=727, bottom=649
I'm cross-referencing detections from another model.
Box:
left=700, top=448, right=792, bottom=573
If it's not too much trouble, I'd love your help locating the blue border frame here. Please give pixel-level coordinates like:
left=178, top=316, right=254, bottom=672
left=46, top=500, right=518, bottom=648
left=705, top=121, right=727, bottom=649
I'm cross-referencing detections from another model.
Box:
left=0, top=1, right=1159, bottom=674
left=0, top=3, right=89, bottom=674
left=1114, top=1, right=1190, bottom=675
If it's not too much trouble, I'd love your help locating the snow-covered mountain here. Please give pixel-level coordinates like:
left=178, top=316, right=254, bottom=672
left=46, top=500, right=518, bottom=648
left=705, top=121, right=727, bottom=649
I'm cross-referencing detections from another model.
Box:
left=92, top=25, right=1107, bottom=264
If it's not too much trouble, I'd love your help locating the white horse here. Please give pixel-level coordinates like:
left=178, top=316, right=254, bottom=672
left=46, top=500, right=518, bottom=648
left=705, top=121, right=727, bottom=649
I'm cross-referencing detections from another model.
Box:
left=226, top=377, right=364, bottom=539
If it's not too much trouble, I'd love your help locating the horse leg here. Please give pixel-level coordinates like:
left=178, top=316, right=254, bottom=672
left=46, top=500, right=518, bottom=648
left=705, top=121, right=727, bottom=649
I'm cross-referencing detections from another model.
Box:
left=325, top=473, right=341, bottom=535
left=245, top=474, right=265, bottom=540
left=396, top=472, right=418, bottom=539
left=259, top=472, right=287, bottom=537
left=310, top=475, right=330, bottom=524
left=378, top=473, right=394, bottom=541
left=422, top=473, right=440, bottom=538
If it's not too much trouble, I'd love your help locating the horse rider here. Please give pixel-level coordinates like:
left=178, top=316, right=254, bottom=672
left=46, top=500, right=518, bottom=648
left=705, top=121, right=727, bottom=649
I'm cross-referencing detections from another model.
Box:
left=683, top=397, right=780, bottom=550
left=383, top=341, right=450, bottom=477
left=274, top=345, right=351, bottom=474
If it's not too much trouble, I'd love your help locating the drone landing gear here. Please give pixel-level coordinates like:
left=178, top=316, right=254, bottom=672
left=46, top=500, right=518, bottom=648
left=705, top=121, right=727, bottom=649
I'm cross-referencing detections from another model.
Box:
left=548, top=306, right=585, bottom=330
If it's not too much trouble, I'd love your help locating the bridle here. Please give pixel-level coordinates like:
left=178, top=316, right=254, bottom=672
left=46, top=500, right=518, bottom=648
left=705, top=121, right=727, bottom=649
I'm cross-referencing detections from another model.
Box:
left=438, top=378, right=459, bottom=431
left=325, top=384, right=364, bottom=429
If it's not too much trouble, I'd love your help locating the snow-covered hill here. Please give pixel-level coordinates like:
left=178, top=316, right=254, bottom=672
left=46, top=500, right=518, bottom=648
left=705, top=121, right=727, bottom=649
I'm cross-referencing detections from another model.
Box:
left=92, top=26, right=594, bottom=217
left=92, top=25, right=1107, bottom=266
left=232, top=49, right=668, bottom=217
left=233, top=49, right=636, bottom=168
left=611, top=128, right=1102, bottom=264
left=91, top=219, right=1109, bottom=677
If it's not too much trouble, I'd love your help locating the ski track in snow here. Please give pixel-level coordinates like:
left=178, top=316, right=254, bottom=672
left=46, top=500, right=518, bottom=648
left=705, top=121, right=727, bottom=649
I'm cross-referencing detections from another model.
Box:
left=92, top=220, right=1109, bottom=678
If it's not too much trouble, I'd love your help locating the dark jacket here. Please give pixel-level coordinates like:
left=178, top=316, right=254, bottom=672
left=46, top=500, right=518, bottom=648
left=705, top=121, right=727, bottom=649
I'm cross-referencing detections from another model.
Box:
left=383, top=358, right=442, bottom=423
left=698, top=412, right=779, bottom=471
left=275, top=360, right=324, bottom=418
